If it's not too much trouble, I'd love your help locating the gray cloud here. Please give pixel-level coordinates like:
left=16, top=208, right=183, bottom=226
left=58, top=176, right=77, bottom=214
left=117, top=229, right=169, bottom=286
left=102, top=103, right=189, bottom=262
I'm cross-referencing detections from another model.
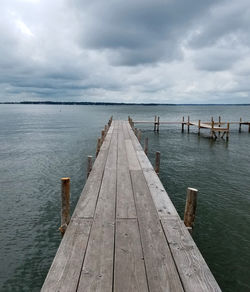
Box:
left=0, top=0, right=250, bottom=103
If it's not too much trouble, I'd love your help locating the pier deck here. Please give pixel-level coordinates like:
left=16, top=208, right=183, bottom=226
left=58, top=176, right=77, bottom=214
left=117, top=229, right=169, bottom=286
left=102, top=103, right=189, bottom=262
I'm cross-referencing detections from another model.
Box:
left=42, top=120, right=221, bottom=292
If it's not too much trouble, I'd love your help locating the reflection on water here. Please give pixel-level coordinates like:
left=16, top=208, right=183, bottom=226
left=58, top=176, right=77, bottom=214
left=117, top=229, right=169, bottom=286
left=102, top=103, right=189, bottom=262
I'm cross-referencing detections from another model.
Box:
left=0, top=104, right=249, bottom=291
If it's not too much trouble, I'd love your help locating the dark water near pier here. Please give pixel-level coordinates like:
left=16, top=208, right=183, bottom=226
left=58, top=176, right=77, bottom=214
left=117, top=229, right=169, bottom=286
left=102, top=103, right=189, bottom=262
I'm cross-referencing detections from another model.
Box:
left=0, top=104, right=249, bottom=292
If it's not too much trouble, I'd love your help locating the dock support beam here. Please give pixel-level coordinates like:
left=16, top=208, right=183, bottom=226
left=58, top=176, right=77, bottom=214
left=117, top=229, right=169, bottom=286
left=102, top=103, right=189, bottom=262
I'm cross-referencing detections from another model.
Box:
left=59, top=177, right=70, bottom=236
left=239, top=118, right=242, bottom=133
left=144, top=137, right=148, bottom=156
left=154, top=116, right=157, bottom=131
left=138, top=130, right=141, bottom=142
left=96, top=138, right=101, bottom=157
left=157, top=116, right=160, bottom=132
left=198, top=120, right=201, bottom=135
left=87, top=156, right=92, bottom=178
left=155, top=151, right=160, bottom=175
left=226, top=123, right=230, bottom=141
left=184, top=187, right=198, bottom=231
left=182, top=116, right=184, bottom=133
left=187, top=116, right=190, bottom=133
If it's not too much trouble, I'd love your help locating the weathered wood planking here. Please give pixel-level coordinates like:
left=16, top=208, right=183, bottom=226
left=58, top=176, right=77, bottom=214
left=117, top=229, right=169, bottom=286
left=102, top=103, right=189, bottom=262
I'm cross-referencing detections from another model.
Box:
left=113, top=219, right=149, bottom=292
left=161, top=217, right=221, bottom=292
left=41, top=218, right=92, bottom=292
left=116, top=122, right=137, bottom=218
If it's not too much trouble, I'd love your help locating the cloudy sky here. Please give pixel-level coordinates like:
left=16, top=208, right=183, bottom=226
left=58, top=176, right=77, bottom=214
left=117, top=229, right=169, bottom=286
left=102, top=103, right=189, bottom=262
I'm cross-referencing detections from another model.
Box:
left=1, top=0, right=250, bottom=103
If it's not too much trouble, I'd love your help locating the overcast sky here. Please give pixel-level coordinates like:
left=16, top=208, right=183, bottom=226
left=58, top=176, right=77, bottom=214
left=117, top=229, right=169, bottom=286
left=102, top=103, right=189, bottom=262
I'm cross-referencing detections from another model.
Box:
left=1, top=0, right=250, bottom=103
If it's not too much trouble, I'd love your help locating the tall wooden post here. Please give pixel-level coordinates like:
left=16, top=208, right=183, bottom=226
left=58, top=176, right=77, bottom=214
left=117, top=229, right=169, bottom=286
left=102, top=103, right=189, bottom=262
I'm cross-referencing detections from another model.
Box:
left=96, top=137, right=101, bottom=157
left=249, top=123, right=250, bottom=133
left=187, top=116, right=190, bottom=133
left=226, top=123, right=230, bottom=141
left=198, top=120, right=201, bottom=135
left=87, top=155, right=92, bottom=178
left=144, top=137, right=148, bottom=156
left=157, top=116, right=160, bottom=132
left=218, top=116, right=221, bottom=137
left=210, top=117, right=214, bottom=139
left=59, top=177, right=70, bottom=236
left=182, top=116, right=184, bottom=133
left=239, top=118, right=242, bottom=133
left=138, top=130, right=141, bottom=142
left=154, top=116, right=157, bottom=132
left=184, top=187, right=198, bottom=230
left=155, top=151, right=160, bottom=175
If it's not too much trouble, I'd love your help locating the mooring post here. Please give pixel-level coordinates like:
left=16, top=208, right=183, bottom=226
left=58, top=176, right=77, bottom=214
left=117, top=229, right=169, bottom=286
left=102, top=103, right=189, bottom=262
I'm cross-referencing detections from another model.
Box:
left=182, top=116, right=184, bottom=133
left=87, top=155, right=92, bottom=178
left=101, top=130, right=105, bottom=143
left=96, top=137, right=101, bottom=157
left=157, top=116, right=160, bottom=132
left=154, top=116, right=157, bottom=132
left=218, top=116, right=221, bottom=137
left=210, top=117, right=214, bottom=139
left=155, top=151, right=160, bottom=175
left=184, top=187, right=198, bottom=231
left=187, top=116, right=190, bottom=133
left=239, top=118, right=242, bottom=133
left=226, top=123, right=230, bottom=141
left=138, top=130, right=141, bottom=142
left=249, top=123, right=250, bottom=133
left=59, top=177, right=70, bottom=236
left=144, top=137, right=148, bottom=156
left=198, top=120, right=201, bottom=135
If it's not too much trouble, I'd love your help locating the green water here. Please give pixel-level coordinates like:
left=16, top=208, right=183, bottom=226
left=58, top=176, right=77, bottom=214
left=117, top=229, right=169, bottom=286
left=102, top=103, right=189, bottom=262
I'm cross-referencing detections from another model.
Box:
left=0, top=104, right=249, bottom=291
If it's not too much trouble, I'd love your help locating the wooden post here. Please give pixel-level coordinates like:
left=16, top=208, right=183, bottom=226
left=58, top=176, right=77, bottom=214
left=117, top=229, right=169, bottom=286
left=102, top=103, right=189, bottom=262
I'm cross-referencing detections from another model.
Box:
left=210, top=117, right=214, bottom=139
left=101, top=130, right=105, bottom=143
left=157, top=116, right=160, bottom=132
left=96, top=137, right=101, bottom=157
left=182, top=116, right=184, bottom=132
left=144, top=137, right=148, bottom=155
left=187, top=116, right=190, bottom=133
left=249, top=123, right=250, bottom=133
left=138, top=130, right=141, bottom=142
left=135, top=127, right=138, bottom=137
left=59, top=177, right=70, bottom=236
left=198, top=120, right=201, bottom=135
left=239, top=118, right=242, bottom=133
left=226, top=123, right=230, bottom=141
left=184, top=187, right=198, bottom=230
left=87, top=155, right=92, bottom=178
left=218, top=116, right=221, bottom=137
left=104, top=125, right=108, bottom=135
left=155, top=151, right=160, bottom=175
left=154, top=116, right=157, bottom=131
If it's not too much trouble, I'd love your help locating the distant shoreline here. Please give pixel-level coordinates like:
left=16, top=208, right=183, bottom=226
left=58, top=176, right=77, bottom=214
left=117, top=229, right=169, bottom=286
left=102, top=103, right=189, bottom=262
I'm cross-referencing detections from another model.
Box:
left=0, top=101, right=250, bottom=106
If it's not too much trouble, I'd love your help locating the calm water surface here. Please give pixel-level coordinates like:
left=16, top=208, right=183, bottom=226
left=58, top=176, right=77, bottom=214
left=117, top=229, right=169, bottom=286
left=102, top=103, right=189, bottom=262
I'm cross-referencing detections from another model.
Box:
left=0, top=104, right=249, bottom=291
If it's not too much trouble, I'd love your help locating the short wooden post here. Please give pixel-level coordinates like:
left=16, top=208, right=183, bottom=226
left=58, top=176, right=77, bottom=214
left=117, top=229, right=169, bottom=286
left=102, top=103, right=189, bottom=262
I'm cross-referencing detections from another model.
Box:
left=210, top=117, right=214, bottom=139
left=182, top=116, right=184, bottom=133
left=135, top=127, right=138, bottom=137
left=157, top=116, right=160, bottom=132
left=138, top=130, right=141, bottom=142
left=218, top=116, right=221, bottom=137
left=239, top=118, right=242, bottom=133
left=59, top=177, right=70, bottom=236
left=154, top=116, right=157, bottom=131
left=155, top=151, right=160, bottom=175
left=87, top=155, right=92, bottom=178
left=198, top=120, right=201, bottom=135
left=249, top=123, right=250, bottom=133
left=96, top=137, right=101, bottom=157
left=187, top=116, right=190, bottom=133
left=144, top=137, right=148, bottom=155
left=184, top=187, right=198, bottom=230
left=101, top=130, right=105, bottom=143
left=104, top=125, right=108, bottom=134
left=226, top=123, right=230, bottom=141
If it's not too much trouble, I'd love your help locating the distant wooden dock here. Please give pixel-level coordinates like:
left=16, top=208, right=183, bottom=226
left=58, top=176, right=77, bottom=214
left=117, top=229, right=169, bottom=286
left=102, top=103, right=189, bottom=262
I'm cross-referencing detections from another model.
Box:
left=42, top=120, right=221, bottom=291
left=132, top=116, right=250, bottom=140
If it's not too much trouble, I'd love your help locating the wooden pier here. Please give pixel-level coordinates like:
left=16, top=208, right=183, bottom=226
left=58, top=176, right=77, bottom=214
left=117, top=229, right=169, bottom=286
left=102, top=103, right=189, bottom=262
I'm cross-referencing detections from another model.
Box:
left=132, top=116, right=250, bottom=140
left=42, top=120, right=221, bottom=292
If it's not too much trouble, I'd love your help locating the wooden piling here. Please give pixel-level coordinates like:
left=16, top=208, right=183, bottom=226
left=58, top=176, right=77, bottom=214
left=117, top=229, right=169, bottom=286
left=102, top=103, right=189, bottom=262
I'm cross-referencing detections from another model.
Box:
left=249, top=123, right=250, bottom=133
left=198, top=120, right=201, bottom=135
left=239, top=118, right=242, bottom=133
left=157, top=116, right=160, bottom=132
left=218, top=116, right=221, bottom=137
left=87, top=155, right=92, bottom=178
left=187, top=116, right=190, bottom=133
left=144, top=137, right=148, bottom=156
left=59, top=177, right=70, bottom=236
left=155, top=151, right=160, bottom=175
left=184, top=187, right=198, bottom=230
left=226, top=123, right=230, bottom=141
left=182, top=116, right=184, bottom=133
left=96, top=137, right=101, bottom=157
left=101, top=130, right=105, bottom=143
left=138, top=130, right=141, bottom=142
left=154, top=116, right=157, bottom=131
left=210, top=117, right=214, bottom=139
left=134, top=127, right=138, bottom=137
left=104, top=125, right=108, bottom=135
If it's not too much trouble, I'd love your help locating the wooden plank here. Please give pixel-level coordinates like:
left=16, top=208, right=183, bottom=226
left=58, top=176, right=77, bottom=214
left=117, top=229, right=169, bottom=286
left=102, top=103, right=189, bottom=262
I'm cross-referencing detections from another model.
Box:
left=41, top=218, right=92, bottom=292
left=161, top=217, right=221, bottom=292
left=77, top=126, right=118, bottom=291
left=125, top=139, right=141, bottom=170
left=114, top=219, right=149, bottom=292
left=126, top=121, right=144, bottom=151
left=130, top=170, right=184, bottom=292
left=72, top=125, right=114, bottom=219
left=117, top=123, right=137, bottom=219
left=122, top=121, right=130, bottom=139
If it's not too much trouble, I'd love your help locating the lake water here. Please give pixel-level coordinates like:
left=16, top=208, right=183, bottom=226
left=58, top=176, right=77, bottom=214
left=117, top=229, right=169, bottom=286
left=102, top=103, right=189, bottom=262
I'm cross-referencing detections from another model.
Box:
left=0, top=104, right=249, bottom=291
